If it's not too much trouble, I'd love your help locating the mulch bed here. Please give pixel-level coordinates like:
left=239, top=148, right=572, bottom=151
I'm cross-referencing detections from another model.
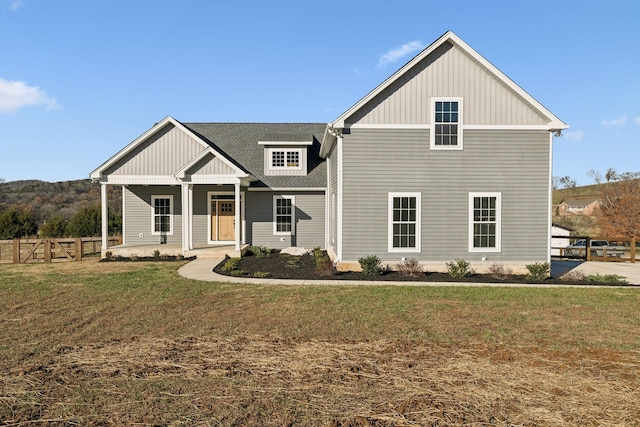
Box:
left=214, top=250, right=577, bottom=284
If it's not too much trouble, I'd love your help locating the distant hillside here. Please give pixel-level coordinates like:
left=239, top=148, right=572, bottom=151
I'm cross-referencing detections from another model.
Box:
left=0, top=179, right=121, bottom=225
left=552, top=183, right=604, bottom=205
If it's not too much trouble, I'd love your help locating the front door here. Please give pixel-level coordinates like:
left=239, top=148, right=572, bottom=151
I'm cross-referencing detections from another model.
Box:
left=211, top=200, right=235, bottom=241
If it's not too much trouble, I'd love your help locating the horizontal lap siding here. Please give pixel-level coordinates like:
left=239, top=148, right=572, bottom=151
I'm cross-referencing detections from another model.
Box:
left=124, top=186, right=182, bottom=245
left=246, top=191, right=325, bottom=249
left=341, top=129, right=550, bottom=263
left=327, top=146, right=338, bottom=255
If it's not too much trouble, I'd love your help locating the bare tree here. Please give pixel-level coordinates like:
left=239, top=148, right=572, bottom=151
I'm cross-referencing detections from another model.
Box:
left=605, top=167, right=617, bottom=182
left=595, top=171, right=640, bottom=238
left=587, top=169, right=602, bottom=184
left=556, top=176, right=577, bottom=189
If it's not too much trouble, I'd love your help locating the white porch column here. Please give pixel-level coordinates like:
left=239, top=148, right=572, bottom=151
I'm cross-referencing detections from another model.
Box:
left=181, top=183, right=191, bottom=254
left=101, top=183, right=108, bottom=250
left=234, top=182, right=241, bottom=251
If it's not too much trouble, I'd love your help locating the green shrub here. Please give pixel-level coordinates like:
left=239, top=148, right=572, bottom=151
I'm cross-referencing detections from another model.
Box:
left=487, top=263, right=513, bottom=280
left=358, top=255, right=383, bottom=276
left=250, top=245, right=271, bottom=258
left=0, top=207, right=37, bottom=239
left=586, top=273, right=628, bottom=285
left=104, top=251, right=113, bottom=261
left=446, top=258, right=473, bottom=278
left=253, top=271, right=271, bottom=278
left=40, top=215, right=68, bottom=238
left=525, top=262, right=550, bottom=282
left=152, top=249, right=161, bottom=260
left=230, top=269, right=246, bottom=277
left=285, top=256, right=301, bottom=269
left=221, top=257, right=241, bottom=272
left=396, top=258, right=423, bottom=277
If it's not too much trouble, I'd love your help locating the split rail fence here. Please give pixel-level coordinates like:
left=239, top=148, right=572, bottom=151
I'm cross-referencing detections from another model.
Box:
left=0, top=237, right=121, bottom=264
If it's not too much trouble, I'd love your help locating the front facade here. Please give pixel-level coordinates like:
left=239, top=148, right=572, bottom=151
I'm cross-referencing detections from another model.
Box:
left=91, top=31, right=567, bottom=271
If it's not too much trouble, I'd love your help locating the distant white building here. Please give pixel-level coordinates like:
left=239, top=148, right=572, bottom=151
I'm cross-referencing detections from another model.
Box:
left=551, top=224, right=572, bottom=256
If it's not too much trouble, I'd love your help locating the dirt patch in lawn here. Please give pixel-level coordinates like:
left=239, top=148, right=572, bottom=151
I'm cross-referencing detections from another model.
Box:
left=214, top=250, right=584, bottom=284
left=3, top=336, right=639, bottom=426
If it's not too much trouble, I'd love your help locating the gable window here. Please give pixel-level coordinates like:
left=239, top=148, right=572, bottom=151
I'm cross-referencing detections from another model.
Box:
left=273, top=196, right=295, bottom=235
left=469, top=192, right=501, bottom=252
left=431, top=98, right=463, bottom=150
left=270, top=149, right=302, bottom=169
left=151, top=195, right=173, bottom=235
left=388, top=192, right=421, bottom=252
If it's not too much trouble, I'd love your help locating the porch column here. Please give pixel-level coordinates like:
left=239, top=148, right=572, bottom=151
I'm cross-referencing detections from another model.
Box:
left=234, top=182, right=241, bottom=251
left=181, top=183, right=191, bottom=254
left=101, top=183, right=108, bottom=250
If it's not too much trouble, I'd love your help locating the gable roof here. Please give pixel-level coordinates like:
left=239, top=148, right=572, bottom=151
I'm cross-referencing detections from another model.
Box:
left=90, top=116, right=248, bottom=181
left=182, top=122, right=327, bottom=189
left=321, top=31, right=569, bottom=157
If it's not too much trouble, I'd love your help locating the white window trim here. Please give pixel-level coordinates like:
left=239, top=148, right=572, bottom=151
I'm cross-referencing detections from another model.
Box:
left=267, top=148, right=303, bottom=170
left=151, top=195, right=174, bottom=236
left=388, top=192, right=421, bottom=253
left=430, top=97, right=463, bottom=150
left=273, top=195, right=295, bottom=235
left=468, top=192, right=501, bottom=253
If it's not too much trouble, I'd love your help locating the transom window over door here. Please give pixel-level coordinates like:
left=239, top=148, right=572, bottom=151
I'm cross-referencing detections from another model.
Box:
left=273, top=196, right=295, bottom=235
left=388, top=192, right=421, bottom=252
left=469, top=192, right=501, bottom=252
left=151, top=195, right=173, bottom=235
left=431, top=97, right=463, bottom=150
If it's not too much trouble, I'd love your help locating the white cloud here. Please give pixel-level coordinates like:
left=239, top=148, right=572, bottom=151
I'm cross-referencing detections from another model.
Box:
left=377, top=40, right=425, bottom=68
left=634, top=116, right=640, bottom=125
left=0, top=78, right=60, bottom=113
left=563, top=130, right=584, bottom=142
left=600, top=116, right=627, bottom=127
left=9, top=0, right=24, bottom=10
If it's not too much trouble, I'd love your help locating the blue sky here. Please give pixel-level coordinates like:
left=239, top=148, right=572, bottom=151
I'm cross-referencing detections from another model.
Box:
left=1, top=0, right=639, bottom=185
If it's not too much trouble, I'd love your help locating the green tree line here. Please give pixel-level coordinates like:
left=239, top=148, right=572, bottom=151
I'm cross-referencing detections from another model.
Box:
left=0, top=205, right=121, bottom=240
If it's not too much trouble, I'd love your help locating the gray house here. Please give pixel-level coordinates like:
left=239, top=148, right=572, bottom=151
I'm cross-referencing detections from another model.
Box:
left=91, top=31, right=568, bottom=272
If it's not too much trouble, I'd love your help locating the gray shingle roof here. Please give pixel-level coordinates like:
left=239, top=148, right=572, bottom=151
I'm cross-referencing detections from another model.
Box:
left=183, top=123, right=327, bottom=189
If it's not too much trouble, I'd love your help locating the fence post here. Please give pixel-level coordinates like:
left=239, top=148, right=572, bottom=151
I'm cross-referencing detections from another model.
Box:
left=75, top=238, right=83, bottom=262
left=44, top=239, right=51, bottom=263
left=631, top=237, right=636, bottom=263
left=585, top=237, right=591, bottom=261
left=13, top=239, right=19, bottom=264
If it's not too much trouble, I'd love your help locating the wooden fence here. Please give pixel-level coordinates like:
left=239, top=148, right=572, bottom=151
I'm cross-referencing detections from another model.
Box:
left=0, top=237, right=121, bottom=264
left=552, top=236, right=637, bottom=263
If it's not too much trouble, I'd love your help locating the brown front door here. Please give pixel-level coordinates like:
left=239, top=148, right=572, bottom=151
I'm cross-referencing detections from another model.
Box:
left=211, top=200, right=235, bottom=241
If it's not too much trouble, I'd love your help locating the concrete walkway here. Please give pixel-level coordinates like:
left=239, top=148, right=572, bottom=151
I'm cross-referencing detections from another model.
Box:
left=178, top=258, right=640, bottom=287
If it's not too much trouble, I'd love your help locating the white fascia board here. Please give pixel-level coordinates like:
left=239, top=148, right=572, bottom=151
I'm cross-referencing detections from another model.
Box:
left=319, top=124, right=337, bottom=159
left=247, top=187, right=326, bottom=192
left=464, top=124, right=550, bottom=130
left=349, top=123, right=431, bottom=129
left=184, top=175, right=241, bottom=185
left=102, top=175, right=180, bottom=185
left=329, top=31, right=568, bottom=132
left=258, top=140, right=313, bottom=146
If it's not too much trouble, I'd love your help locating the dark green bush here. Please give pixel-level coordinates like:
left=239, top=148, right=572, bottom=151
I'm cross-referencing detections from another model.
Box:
left=358, top=255, right=383, bottom=276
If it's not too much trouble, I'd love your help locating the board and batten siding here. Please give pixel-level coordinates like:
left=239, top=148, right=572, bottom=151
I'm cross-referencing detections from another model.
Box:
left=245, top=191, right=325, bottom=249
left=105, top=123, right=206, bottom=176
left=123, top=186, right=182, bottom=245
left=346, top=42, right=548, bottom=127
left=188, top=153, right=235, bottom=175
left=340, top=128, right=550, bottom=263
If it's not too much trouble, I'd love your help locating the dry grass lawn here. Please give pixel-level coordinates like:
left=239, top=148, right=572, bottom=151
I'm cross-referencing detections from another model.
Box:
left=1, top=258, right=639, bottom=426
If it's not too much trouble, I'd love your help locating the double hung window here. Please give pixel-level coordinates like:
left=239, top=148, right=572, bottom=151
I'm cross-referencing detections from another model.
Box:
left=388, top=193, right=421, bottom=252
left=431, top=98, right=463, bottom=149
left=151, top=195, right=173, bottom=235
left=469, top=192, right=501, bottom=252
left=273, top=196, right=295, bottom=235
